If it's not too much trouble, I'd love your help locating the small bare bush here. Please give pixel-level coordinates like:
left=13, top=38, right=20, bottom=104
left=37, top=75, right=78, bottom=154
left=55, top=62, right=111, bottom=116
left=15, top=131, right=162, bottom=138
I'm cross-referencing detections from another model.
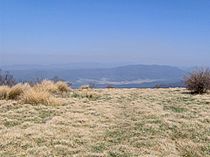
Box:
left=80, top=85, right=91, bottom=90
left=185, top=68, right=210, bottom=94
left=0, top=70, right=16, bottom=86
left=21, top=89, right=61, bottom=105
left=0, top=86, right=10, bottom=100
left=8, top=83, right=30, bottom=100
left=55, top=81, right=70, bottom=93
left=106, top=84, right=114, bottom=88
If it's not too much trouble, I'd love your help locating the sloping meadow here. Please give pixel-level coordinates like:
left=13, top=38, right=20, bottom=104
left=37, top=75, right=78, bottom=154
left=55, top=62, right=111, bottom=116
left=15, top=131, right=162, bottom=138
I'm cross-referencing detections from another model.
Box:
left=0, top=88, right=209, bottom=156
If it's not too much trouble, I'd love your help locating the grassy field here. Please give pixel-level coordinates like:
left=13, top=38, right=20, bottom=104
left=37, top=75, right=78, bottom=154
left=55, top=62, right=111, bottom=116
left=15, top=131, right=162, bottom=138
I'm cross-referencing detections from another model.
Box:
left=0, top=88, right=210, bottom=156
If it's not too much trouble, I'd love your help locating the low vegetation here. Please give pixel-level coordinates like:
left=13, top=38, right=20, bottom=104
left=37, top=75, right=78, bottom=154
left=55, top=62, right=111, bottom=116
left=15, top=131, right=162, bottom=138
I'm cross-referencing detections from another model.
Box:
left=0, top=88, right=209, bottom=156
left=0, top=86, right=10, bottom=99
left=7, top=83, right=30, bottom=100
left=185, top=68, right=210, bottom=94
left=0, top=80, right=70, bottom=105
left=55, top=81, right=70, bottom=93
left=21, top=89, right=59, bottom=105
left=0, top=69, right=210, bottom=156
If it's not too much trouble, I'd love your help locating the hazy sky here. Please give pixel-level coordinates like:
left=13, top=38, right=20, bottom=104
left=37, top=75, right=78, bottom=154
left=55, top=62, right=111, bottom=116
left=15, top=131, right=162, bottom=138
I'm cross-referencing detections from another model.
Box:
left=0, top=0, right=210, bottom=67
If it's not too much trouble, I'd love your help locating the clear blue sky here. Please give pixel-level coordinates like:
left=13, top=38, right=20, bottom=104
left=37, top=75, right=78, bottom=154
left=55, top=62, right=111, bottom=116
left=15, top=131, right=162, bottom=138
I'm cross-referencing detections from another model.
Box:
left=0, top=0, right=210, bottom=67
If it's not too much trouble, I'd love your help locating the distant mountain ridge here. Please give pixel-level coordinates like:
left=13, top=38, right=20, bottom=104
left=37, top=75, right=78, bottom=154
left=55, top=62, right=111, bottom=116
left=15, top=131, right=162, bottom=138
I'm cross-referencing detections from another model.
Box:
left=1, top=64, right=186, bottom=88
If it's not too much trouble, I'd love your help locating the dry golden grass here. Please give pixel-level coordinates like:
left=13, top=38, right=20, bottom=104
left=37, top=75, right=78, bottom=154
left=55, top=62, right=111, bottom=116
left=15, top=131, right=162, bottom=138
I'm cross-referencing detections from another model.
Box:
left=21, top=89, right=61, bottom=105
left=72, top=89, right=101, bottom=100
left=0, top=88, right=210, bottom=156
left=7, top=83, right=30, bottom=100
left=33, top=80, right=58, bottom=93
left=0, top=80, right=68, bottom=105
left=0, top=86, right=10, bottom=100
left=34, top=80, right=70, bottom=94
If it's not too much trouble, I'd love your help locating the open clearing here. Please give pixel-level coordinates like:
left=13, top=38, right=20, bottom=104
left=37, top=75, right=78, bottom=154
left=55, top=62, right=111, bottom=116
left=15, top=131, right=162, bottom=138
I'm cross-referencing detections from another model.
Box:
left=0, top=88, right=210, bottom=156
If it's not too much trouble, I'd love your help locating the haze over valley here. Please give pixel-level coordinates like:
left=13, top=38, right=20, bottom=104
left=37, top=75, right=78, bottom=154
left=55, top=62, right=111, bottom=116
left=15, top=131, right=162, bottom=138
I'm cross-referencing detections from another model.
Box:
left=1, top=64, right=187, bottom=88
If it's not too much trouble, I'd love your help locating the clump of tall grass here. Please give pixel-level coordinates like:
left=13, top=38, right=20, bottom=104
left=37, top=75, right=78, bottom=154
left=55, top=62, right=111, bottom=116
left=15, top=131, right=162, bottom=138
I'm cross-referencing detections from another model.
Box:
left=33, top=80, right=58, bottom=93
left=0, top=83, right=31, bottom=100
left=0, top=86, right=10, bottom=100
left=7, top=83, right=30, bottom=100
left=33, top=80, right=70, bottom=93
left=0, top=80, right=69, bottom=104
left=21, top=89, right=61, bottom=105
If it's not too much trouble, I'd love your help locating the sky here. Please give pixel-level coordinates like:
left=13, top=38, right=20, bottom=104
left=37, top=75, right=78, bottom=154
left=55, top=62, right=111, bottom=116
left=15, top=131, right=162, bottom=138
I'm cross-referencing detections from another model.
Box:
left=0, top=0, right=210, bottom=67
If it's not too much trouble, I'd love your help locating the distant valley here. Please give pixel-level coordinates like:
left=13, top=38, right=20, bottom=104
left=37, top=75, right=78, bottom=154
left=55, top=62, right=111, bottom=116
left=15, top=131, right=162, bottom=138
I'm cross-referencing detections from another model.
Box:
left=1, top=64, right=186, bottom=88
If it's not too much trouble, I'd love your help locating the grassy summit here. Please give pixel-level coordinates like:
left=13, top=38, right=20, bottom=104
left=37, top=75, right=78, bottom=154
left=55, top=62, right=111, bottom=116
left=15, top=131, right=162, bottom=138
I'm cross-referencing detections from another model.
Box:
left=0, top=88, right=209, bottom=156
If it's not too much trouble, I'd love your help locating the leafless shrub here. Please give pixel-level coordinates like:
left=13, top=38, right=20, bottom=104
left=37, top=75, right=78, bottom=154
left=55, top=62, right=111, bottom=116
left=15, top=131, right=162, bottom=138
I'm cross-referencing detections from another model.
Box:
left=185, top=68, right=210, bottom=94
left=0, top=70, right=16, bottom=86
left=88, top=82, right=96, bottom=89
left=154, top=84, right=161, bottom=89
left=80, top=85, right=91, bottom=90
left=55, top=81, right=70, bottom=93
left=106, top=84, right=114, bottom=88
left=51, top=76, right=63, bottom=83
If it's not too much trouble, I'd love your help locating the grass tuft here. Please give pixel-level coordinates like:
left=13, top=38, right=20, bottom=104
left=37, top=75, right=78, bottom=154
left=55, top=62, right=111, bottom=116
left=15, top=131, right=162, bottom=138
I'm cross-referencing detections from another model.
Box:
left=21, top=89, right=61, bottom=105
left=8, top=83, right=30, bottom=100
left=0, top=86, right=10, bottom=99
left=34, top=80, right=58, bottom=93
